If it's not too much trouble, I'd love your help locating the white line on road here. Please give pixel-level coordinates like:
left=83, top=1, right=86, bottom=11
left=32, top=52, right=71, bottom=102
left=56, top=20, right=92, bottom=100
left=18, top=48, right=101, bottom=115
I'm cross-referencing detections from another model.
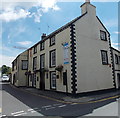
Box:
left=13, top=112, right=27, bottom=116
left=28, top=108, right=39, bottom=111
left=11, top=110, right=24, bottom=115
left=42, top=105, right=52, bottom=108
left=45, top=107, right=55, bottom=110
left=53, top=103, right=62, bottom=106
left=58, top=105, right=66, bottom=108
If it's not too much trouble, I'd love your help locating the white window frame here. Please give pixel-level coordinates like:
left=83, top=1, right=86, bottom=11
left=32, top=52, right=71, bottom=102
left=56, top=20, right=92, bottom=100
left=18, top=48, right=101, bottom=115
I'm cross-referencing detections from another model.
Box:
left=50, top=50, right=56, bottom=67
left=50, top=71, right=56, bottom=89
left=101, top=50, right=108, bottom=65
left=100, top=30, right=107, bottom=41
left=22, top=60, right=28, bottom=70
left=40, top=42, right=44, bottom=51
left=50, top=36, right=55, bottom=46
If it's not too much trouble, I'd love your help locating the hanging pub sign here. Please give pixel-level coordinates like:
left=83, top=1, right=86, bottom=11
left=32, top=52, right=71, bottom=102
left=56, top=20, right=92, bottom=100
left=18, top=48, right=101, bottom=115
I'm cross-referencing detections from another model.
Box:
left=63, top=43, right=69, bottom=64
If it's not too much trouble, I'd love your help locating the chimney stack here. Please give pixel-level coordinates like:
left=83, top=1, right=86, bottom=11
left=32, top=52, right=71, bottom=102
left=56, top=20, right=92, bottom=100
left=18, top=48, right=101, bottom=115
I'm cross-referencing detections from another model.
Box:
left=85, top=0, right=90, bottom=3
left=41, top=33, right=46, bottom=40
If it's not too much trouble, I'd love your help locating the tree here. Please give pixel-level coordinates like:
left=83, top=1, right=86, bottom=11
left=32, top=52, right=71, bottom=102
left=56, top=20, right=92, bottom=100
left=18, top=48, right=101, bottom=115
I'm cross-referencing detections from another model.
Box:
left=0, top=65, right=12, bottom=75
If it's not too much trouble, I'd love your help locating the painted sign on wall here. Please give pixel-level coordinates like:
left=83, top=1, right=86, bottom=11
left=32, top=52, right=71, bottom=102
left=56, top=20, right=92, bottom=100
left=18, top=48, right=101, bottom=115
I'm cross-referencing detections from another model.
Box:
left=63, top=43, right=69, bottom=64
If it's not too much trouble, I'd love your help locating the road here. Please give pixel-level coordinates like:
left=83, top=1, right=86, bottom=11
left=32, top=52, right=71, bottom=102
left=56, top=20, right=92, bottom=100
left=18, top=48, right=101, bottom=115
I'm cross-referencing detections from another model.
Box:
left=0, top=82, right=119, bottom=117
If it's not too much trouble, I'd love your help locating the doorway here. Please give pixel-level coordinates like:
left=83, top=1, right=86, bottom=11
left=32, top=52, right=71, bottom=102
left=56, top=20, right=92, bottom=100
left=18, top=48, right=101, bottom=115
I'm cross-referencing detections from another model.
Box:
left=40, top=71, right=45, bottom=90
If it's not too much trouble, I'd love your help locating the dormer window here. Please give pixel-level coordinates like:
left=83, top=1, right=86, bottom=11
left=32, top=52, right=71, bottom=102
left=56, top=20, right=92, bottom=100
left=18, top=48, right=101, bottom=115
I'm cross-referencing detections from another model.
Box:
left=50, top=36, right=55, bottom=46
left=33, top=46, right=37, bottom=54
left=40, top=42, right=45, bottom=51
left=100, top=30, right=107, bottom=41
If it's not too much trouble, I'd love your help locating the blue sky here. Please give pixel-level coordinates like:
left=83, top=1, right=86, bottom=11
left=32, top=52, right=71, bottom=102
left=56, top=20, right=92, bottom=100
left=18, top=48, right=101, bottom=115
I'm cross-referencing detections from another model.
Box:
left=0, top=0, right=119, bottom=67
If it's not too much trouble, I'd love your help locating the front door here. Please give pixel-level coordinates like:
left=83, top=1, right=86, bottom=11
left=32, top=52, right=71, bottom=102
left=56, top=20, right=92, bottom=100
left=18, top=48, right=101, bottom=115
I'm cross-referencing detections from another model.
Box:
left=50, top=71, right=56, bottom=90
left=40, top=72, right=45, bottom=90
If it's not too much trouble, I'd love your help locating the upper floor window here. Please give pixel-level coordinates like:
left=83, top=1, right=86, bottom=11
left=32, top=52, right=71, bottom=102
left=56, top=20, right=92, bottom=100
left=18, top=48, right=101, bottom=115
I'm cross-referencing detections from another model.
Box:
left=50, top=49, right=56, bottom=67
left=115, top=54, right=119, bottom=64
left=40, top=42, right=45, bottom=51
left=33, top=57, right=37, bottom=70
left=100, top=30, right=107, bottom=41
left=50, top=36, right=55, bottom=46
left=33, top=46, right=37, bottom=54
left=101, top=50, right=108, bottom=65
left=40, top=54, right=45, bottom=69
left=22, top=60, right=28, bottom=70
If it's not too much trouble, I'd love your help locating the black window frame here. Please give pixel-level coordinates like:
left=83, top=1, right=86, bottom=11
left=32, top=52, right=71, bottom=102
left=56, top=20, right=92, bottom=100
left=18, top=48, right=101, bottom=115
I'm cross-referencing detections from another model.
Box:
left=40, top=42, right=45, bottom=51
left=21, top=60, right=28, bottom=70
left=33, top=56, right=37, bottom=71
left=49, top=49, right=56, bottom=68
left=101, top=50, right=108, bottom=65
left=100, top=30, right=107, bottom=41
left=50, top=36, right=55, bottom=46
left=33, top=46, right=37, bottom=54
left=115, top=54, right=119, bottom=64
left=40, top=54, right=45, bottom=69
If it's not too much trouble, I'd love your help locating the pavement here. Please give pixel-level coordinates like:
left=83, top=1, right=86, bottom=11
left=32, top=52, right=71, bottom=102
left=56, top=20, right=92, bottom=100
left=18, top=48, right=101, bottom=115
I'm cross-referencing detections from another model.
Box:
left=19, top=86, right=120, bottom=104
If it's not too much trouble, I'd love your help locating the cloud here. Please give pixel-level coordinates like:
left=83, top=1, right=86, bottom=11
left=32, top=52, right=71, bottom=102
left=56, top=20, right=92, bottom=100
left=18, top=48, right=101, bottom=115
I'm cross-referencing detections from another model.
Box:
left=0, top=8, right=30, bottom=22
left=113, top=32, right=120, bottom=34
left=1, top=0, right=60, bottom=23
left=17, top=41, right=32, bottom=46
left=0, top=54, right=15, bottom=67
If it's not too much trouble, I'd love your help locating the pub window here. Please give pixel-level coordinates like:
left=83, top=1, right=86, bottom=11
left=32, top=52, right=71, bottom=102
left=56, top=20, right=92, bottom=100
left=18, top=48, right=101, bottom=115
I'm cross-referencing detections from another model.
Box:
left=40, top=54, right=45, bottom=69
left=33, top=57, right=37, bottom=70
left=100, top=30, right=107, bottom=41
left=33, top=46, right=37, bottom=54
left=50, top=36, right=55, bottom=46
left=50, top=49, right=56, bottom=67
left=22, top=60, right=28, bottom=70
left=115, top=54, right=119, bottom=64
left=101, top=50, right=108, bottom=65
left=40, top=42, right=45, bottom=51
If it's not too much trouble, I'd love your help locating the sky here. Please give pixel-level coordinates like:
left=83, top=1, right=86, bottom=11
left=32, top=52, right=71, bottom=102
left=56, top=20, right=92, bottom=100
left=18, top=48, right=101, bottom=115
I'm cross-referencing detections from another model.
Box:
left=0, top=0, right=119, bottom=67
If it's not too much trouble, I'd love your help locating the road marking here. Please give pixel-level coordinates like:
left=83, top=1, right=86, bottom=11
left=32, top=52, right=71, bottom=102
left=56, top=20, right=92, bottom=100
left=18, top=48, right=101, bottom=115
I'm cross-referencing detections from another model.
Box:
left=0, top=115, right=6, bottom=117
left=11, top=110, right=24, bottom=115
left=58, top=105, right=66, bottom=108
left=28, top=108, right=39, bottom=111
left=13, top=112, right=27, bottom=116
left=31, top=110, right=37, bottom=113
left=53, top=103, right=62, bottom=106
left=10, top=84, right=120, bottom=105
left=45, top=107, right=55, bottom=110
left=42, top=105, right=52, bottom=108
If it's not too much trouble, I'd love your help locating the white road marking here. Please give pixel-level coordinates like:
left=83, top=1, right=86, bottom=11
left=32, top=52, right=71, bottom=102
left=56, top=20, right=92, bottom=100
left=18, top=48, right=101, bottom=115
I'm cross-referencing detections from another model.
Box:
left=11, top=110, right=24, bottom=115
left=42, top=105, right=52, bottom=108
left=45, top=107, right=55, bottom=110
left=71, top=103, right=78, bottom=105
left=1, top=115, right=6, bottom=117
left=53, top=103, right=62, bottom=106
left=31, top=110, right=37, bottom=113
left=28, top=108, right=39, bottom=111
left=13, top=112, right=27, bottom=116
left=58, top=105, right=66, bottom=108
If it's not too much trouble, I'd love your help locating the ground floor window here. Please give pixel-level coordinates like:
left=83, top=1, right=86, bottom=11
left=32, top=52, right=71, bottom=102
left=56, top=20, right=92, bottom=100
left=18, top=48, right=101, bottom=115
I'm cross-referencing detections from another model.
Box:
left=50, top=71, right=56, bottom=89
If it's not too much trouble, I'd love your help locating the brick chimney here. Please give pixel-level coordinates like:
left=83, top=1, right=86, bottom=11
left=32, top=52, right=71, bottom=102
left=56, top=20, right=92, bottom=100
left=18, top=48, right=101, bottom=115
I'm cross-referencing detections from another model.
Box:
left=41, top=33, right=46, bottom=40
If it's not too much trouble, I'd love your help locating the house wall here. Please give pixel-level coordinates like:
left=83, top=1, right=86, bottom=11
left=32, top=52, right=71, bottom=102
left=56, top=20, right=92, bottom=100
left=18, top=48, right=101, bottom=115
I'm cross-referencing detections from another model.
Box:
left=112, top=48, right=120, bottom=88
left=74, top=5, right=114, bottom=93
left=30, top=27, right=72, bottom=93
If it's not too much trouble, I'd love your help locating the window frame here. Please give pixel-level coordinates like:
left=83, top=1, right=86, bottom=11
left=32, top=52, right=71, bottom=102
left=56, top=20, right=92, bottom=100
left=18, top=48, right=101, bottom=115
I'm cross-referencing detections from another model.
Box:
left=40, top=42, right=45, bottom=51
left=33, top=46, right=37, bottom=54
left=50, top=36, right=55, bottom=46
left=33, top=56, right=37, bottom=70
left=40, top=54, right=45, bottom=69
left=21, top=60, right=28, bottom=70
left=115, top=54, right=119, bottom=64
left=49, top=49, right=56, bottom=68
left=50, top=71, right=56, bottom=90
left=101, top=50, right=108, bottom=65
left=100, top=30, right=107, bottom=41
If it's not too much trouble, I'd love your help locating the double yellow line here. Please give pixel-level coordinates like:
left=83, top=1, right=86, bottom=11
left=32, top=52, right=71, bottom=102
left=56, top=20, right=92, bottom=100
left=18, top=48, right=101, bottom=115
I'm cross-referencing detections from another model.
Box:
left=10, top=84, right=120, bottom=105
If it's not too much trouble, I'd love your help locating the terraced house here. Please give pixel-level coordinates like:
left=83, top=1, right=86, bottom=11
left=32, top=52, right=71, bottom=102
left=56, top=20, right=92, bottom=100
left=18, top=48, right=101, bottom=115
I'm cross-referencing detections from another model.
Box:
left=11, top=1, right=119, bottom=95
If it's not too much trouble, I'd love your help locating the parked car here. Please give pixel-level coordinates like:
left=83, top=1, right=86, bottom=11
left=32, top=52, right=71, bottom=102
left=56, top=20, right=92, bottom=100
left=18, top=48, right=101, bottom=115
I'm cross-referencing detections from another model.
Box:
left=2, top=75, right=9, bottom=82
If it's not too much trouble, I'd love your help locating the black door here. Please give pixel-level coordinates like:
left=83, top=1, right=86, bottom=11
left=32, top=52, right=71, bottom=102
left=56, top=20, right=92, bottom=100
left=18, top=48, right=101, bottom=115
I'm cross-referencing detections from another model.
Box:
left=40, top=71, right=45, bottom=90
